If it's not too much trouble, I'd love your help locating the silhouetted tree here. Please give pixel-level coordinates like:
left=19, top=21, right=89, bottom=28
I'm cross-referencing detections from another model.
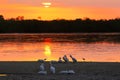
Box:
left=16, top=16, right=24, bottom=21
left=0, top=15, right=120, bottom=33
left=0, top=15, right=4, bottom=21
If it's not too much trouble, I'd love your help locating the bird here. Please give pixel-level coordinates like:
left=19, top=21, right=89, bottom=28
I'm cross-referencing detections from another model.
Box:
left=82, top=58, right=86, bottom=62
left=68, top=70, right=75, bottom=74
left=50, top=62, right=56, bottom=74
left=38, top=58, right=47, bottom=63
left=38, top=63, right=47, bottom=75
left=59, top=70, right=68, bottom=74
left=38, top=71, right=47, bottom=75
left=59, top=70, right=75, bottom=74
left=63, top=55, right=69, bottom=63
left=58, top=57, right=63, bottom=63
left=39, top=63, right=45, bottom=71
left=70, top=55, right=77, bottom=63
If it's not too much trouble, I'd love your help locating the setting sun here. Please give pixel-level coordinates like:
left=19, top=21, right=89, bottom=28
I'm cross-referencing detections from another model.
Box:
left=42, top=2, right=51, bottom=8
left=0, top=0, right=120, bottom=20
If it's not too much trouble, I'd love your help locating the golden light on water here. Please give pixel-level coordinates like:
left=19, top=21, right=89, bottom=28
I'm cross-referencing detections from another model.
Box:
left=0, top=34, right=120, bottom=62
left=44, top=45, right=51, bottom=57
left=42, top=2, right=51, bottom=8
left=44, top=38, right=52, bottom=57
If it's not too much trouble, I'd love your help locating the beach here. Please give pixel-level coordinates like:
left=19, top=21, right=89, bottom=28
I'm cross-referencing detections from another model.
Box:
left=0, top=61, right=120, bottom=80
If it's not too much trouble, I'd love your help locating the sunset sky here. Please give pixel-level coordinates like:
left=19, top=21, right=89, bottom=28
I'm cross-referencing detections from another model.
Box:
left=0, top=0, right=120, bottom=20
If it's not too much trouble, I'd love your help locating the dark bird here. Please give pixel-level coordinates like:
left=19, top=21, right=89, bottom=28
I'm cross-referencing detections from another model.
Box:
left=82, top=58, right=86, bottom=61
left=63, top=55, right=69, bottom=63
left=70, top=55, right=77, bottom=63
left=58, top=57, right=63, bottom=63
left=38, top=58, right=47, bottom=63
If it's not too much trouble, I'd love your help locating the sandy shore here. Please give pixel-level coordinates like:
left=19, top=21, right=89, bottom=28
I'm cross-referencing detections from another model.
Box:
left=0, top=61, right=120, bottom=80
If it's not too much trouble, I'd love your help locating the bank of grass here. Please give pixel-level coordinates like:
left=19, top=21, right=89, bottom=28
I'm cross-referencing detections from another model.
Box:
left=0, top=61, right=120, bottom=80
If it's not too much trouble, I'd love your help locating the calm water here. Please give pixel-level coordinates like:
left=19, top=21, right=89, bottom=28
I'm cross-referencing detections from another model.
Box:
left=0, top=33, right=120, bottom=62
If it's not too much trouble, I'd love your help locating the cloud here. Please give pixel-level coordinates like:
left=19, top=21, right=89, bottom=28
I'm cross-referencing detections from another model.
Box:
left=6, top=0, right=120, bottom=8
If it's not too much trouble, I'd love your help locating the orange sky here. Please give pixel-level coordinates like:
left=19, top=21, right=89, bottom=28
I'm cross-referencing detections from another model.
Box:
left=0, top=0, right=120, bottom=20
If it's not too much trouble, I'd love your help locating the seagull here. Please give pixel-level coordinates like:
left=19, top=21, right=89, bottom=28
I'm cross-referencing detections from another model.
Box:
left=63, top=55, right=69, bottom=63
left=70, top=55, right=77, bottom=63
left=58, top=57, right=63, bottom=63
left=50, top=62, right=55, bottom=74
left=40, top=63, right=45, bottom=71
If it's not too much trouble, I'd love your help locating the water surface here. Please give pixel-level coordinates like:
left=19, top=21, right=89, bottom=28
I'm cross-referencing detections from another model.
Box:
left=0, top=33, right=120, bottom=62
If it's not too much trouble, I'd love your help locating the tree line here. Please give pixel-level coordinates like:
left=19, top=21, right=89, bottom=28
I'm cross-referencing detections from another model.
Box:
left=0, top=15, right=120, bottom=33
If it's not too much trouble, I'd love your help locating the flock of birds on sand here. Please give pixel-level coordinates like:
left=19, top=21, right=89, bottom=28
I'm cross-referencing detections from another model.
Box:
left=58, top=55, right=77, bottom=63
left=38, top=55, right=85, bottom=75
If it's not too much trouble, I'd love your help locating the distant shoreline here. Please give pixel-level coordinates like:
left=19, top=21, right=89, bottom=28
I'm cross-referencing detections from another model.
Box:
left=0, top=33, right=120, bottom=43
left=0, top=18, right=120, bottom=33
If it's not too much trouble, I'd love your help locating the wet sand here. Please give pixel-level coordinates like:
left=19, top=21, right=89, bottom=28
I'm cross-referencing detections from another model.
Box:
left=0, top=61, right=120, bottom=80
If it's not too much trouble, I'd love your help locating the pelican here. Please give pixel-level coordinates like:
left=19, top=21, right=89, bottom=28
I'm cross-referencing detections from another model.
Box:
left=50, top=62, right=55, bottom=74
left=38, top=63, right=47, bottom=74
left=68, top=70, right=75, bottom=74
left=58, top=57, right=63, bottom=63
left=63, top=55, right=69, bottom=63
left=40, top=63, right=45, bottom=71
left=59, top=70, right=68, bottom=74
left=70, top=55, right=77, bottom=63
left=59, top=70, right=75, bottom=74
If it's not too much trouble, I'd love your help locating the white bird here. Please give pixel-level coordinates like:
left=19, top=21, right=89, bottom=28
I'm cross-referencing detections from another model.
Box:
left=38, top=71, right=47, bottom=75
left=68, top=70, right=75, bottom=74
left=50, top=62, right=55, bottom=74
left=63, top=55, right=69, bottom=63
left=40, top=63, right=45, bottom=71
left=70, top=55, right=77, bottom=63
left=59, top=70, right=68, bottom=74
left=59, top=70, right=75, bottom=74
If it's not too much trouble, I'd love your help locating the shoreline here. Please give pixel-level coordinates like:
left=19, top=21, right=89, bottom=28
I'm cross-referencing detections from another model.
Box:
left=0, top=62, right=120, bottom=80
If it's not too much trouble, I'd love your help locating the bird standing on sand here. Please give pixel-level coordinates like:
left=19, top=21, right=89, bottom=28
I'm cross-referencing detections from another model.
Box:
left=38, top=58, right=47, bottom=63
left=38, top=63, right=47, bottom=75
left=70, top=55, right=77, bottom=63
left=63, top=55, right=69, bottom=63
left=58, top=57, right=63, bottom=63
left=50, top=62, right=56, bottom=74
left=40, top=63, right=45, bottom=71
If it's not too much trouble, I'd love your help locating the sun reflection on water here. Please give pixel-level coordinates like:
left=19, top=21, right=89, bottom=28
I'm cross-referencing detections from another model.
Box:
left=44, top=38, right=52, bottom=57
left=44, top=45, right=51, bottom=57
